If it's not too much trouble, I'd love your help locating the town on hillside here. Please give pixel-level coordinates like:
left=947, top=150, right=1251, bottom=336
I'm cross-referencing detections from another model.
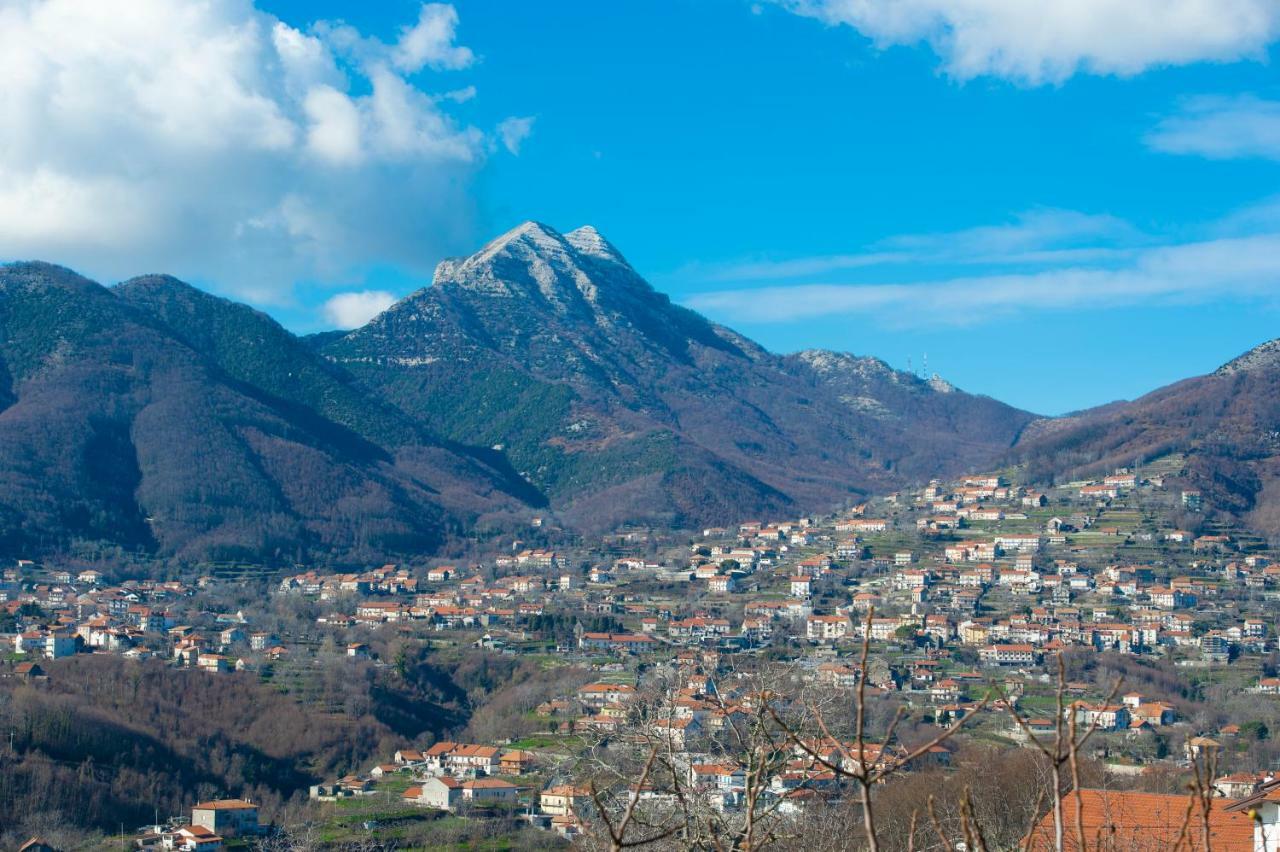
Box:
left=7, top=454, right=1280, bottom=849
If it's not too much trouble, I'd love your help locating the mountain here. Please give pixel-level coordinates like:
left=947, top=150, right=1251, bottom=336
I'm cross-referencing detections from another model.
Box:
left=0, top=225, right=1039, bottom=556
left=0, top=263, right=533, bottom=564
left=115, top=275, right=542, bottom=512
left=325, top=222, right=1037, bottom=529
left=1011, top=338, right=1280, bottom=536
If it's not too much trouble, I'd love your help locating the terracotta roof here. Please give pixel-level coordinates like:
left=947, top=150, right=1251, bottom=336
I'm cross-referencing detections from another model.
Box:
left=1026, top=789, right=1253, bottom=851
left=464, top=778, right=517, bottom=789
left=543, top=785, right=591, bottom=797
left=192, top=799, right=257, bottom=811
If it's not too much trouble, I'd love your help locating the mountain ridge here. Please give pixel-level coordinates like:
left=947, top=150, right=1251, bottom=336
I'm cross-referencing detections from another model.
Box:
left=1011, top=336, right=1280, bottom=537
left=1, top=222, right=1126, bottom=557
left=325, top=221, right=1037, bottom=530
left=0, top=262, right=538, bottom=564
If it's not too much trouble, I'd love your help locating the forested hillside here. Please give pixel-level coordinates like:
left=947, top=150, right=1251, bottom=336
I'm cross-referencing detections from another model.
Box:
left=0, top=646, right=582, bottom=842
left=0, top=263, right=536, bottom=565
left=1011, top=338, right=1280, bottom=538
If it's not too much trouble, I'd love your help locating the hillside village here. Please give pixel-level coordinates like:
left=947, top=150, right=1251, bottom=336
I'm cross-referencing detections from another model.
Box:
left=8, top=454, right=1280, bottom=848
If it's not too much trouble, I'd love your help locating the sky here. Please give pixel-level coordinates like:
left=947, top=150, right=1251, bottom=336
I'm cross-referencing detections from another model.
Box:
left=1, top=1, right=1279, bottom=414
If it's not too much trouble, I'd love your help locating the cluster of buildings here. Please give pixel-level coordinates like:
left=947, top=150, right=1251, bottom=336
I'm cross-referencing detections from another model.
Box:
left=11, top=457, right=1280, bottom=846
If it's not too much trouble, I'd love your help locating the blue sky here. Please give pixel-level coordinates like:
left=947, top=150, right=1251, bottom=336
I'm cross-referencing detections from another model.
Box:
left=2, top=1, right=1279, bottom=414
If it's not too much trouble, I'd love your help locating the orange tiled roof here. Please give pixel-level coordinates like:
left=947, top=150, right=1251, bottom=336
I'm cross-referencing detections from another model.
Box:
left=1025, top=789, right=1253, bottom=851
left=192, top=799, right=256, bottom=811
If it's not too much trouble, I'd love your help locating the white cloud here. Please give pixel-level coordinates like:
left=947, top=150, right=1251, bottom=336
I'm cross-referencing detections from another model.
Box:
left=392, top=3, right=474, bottom=72
left=322, top=290, right=397, bottom=328
left=1147, top=95, right=1280, bottom=160
left=672, top=209, right=1140, bottom=284
left=303, top=85, right=363, bottom=165
left=682, top=208, right=1280, bottom=326
left=271, top=21, right=343, bottom=97
left=774, top=0, right=1280, bottom=84
left=441, top=85, right=478, bottom=104
left=0, top=0, right=494, bottom=306
left=497, top=116, right=536, bottom=155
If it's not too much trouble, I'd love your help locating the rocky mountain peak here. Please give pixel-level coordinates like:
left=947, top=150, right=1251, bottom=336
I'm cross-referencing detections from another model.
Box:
left=793, top=349, right=897, bottom=381
left=429, top=220, right=649, bottom=314
left=1215, top=339, right=1280, bottom=376
left=927, top=374, right=956, bottom=393
left=565, top=225, right=630, bottom=267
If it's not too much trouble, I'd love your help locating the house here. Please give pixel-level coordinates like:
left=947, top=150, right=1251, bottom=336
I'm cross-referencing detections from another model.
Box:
left=394, top=749, right=424, bottom=765
left=651, top=716, right=699, bottom=749
left=424, top=742, right=502, bottom=775
left=310, top=781, right=352, bottom=800
left=994, top=534, right=1042, bottom=552
left=806, top=614, right=851, bottom=642
left=500, top=750, right=535, bottom=775
left=541, top=784, right=592, bottom=817
left=190, top=800, right=259, bottom=837
left=978, top=644, right=1036, bottom=666
left=12, top=662, right=45, bottom=681
left=196, top=654, right=231, bottom=674
left=1225, top=778, right=1280, bottom=850
left=460, top=777, right=519, bottom=804
left=408, top=774, right=519, bottom=810
left=44, top=631, right=75, bottom=659
left=1104, top=473, right=1137, bottom=489
left=894, top=569, right=931, bottom=590
left=1130, top=703, right=1177, bottom=727
left=577, top=633, right=655, bottom=654
left=1215, top=772, right=1266, bottom=799
left=410, top=777, right=462, bottom=810
left=1187, top=736, right=1222, bottom=760
left=689, top=763, right=747, bottom=791
left=707, top=574, right=737, bottom=594
left=816, top=663, right=860, bottom=689
left=578, top=682, right=637, bottom=708
left=1068, top=702, right=1131, bottom=732
left=1026, top=789, right=1253, bottom=850
left=1079, top=484, right=1118, bottom=500
left=165, top=826, right=223, bottom=851
left=219, top=627, right=246, bottom=647
left=842, top=518, right=888, bottom=533
left=1194, top=535, right=1231, bottom=553
left=945, top=541, right=997, bottom=563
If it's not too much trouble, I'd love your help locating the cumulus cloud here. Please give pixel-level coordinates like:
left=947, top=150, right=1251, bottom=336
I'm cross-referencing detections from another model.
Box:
left=322, top=290, right=398, bottom=328
left=497, top=116, right=536, bottom=155
left=392, top=3, right=475, bottom=72
left=773, top=0, right=1280, bottom=84
left=0, top=0, right=495, bottom=308
left=682, top=206, right=1280, bottom=327
left=1147, top=95, right=1280, bottom=160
